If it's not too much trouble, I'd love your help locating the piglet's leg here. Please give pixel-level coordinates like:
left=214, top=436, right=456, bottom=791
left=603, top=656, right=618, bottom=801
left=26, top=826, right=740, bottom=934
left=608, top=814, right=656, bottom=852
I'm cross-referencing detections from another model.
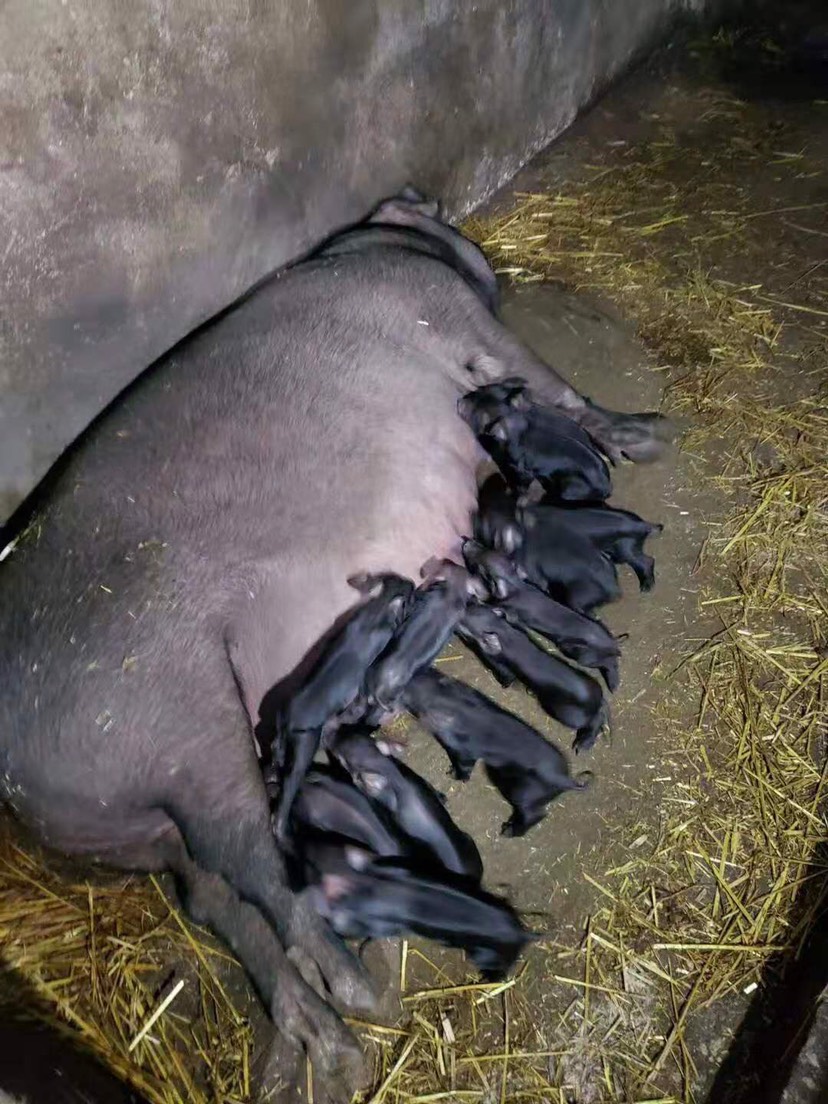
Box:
left=272, top=727, right=323, bottom=843
left=572, top=703, right=609, bottom=754
left=614, top=536, right=656, bottom=592
left=448, top=753, right=477, bottom=782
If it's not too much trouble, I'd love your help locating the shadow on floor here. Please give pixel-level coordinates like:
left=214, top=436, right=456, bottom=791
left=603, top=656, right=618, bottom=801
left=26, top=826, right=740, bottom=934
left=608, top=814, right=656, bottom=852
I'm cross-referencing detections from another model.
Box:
left=0, top=961, right=149, bottom=1103
left=704, top=840, right=828, bottom=1104
left=695, top=0, right=828, bottom=104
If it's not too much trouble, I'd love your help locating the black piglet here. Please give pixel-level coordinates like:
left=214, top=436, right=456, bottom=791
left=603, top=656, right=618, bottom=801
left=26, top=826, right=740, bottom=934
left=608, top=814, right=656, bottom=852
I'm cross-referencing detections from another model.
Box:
left=458, top=604, right=608, bottom=752
left=401, top=667, right=590, bottom=837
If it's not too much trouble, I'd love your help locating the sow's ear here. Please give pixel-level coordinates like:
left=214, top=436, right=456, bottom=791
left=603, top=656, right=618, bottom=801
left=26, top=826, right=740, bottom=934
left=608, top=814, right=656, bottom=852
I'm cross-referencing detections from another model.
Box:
left=398, top=184, right=442, bottom=216
left=370, top=188, right=442, bottom=224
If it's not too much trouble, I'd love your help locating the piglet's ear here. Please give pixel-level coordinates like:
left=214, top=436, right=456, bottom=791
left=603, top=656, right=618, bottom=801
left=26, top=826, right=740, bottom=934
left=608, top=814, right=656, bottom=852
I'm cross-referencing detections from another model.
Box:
left=370, top=194, right=441, bottom=225
left=375, top=734, right=407, bottom=757
left=359, top=770, right=389, bottom=800
left=395, top=185, right=441, bottom=217
left=467, top=575, right=489, bottom=601
left=321, top=873, right=354, bottom=902
left=500, top=524, right=522, bottom=554
left=348, top=572, right=379, bottom=594
left=420, top=555, right=443, bottom=580
left=388, top=595, right=407, bottom=618
left=519, top=480, right=545, bottom=506
left=493, top=578, right=510, bottom=600
left=344, top=846, right=373, bottom=871
left=398, top=184, right=427, bottom=203
left=303, top=885, right=330, bottom=917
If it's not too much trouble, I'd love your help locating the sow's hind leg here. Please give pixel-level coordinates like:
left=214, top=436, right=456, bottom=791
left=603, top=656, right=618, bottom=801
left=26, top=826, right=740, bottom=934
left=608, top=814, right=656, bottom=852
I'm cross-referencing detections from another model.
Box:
left=154, top=651, right=376, bottom=1088
left=160, top=830, right=364, bottom=1099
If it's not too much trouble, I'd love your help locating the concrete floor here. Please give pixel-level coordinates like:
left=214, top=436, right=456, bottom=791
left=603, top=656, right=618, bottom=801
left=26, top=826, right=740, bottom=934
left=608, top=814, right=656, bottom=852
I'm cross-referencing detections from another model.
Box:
left=374, top=283, right=714, bottom=1103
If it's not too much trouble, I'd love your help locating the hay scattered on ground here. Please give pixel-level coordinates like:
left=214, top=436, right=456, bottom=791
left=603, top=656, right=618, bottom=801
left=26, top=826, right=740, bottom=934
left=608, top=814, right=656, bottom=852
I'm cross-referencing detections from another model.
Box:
left=0, top=829, right=254, bottom=1104
left=342, top=68, right=827, bottom=1104
left=358, top=48, right=828, bottom=1104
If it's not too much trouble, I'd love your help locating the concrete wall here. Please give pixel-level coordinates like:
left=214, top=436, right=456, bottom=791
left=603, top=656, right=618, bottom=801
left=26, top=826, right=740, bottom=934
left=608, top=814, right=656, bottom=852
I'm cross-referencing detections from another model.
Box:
left=0, top=0, right=707, bottom=521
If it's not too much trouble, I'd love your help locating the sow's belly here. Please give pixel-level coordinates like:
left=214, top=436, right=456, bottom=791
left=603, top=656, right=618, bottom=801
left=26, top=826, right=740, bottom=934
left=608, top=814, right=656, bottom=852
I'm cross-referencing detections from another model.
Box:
left=230, top=367, right=485, bottom=720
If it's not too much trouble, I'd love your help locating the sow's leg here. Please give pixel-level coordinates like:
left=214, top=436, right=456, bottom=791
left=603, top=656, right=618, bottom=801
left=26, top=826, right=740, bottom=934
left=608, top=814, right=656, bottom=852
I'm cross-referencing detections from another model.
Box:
left=157, top=655, right=376, bottom=1020
left=469, top=316, right=674, bottom=463
left=164, top=833, right=364, bottom=1097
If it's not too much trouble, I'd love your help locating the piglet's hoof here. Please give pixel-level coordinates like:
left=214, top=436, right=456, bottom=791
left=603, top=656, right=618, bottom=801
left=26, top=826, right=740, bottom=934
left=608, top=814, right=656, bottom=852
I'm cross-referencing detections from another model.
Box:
left=375, top=732, right=408, bottom=757
left=288, top=894, right=378, bottom=1013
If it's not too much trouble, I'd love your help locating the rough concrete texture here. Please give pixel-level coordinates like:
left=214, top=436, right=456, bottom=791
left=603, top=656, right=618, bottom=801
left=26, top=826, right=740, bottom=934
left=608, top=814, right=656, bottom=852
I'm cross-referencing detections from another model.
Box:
left=782, top=1002, right=828, bottom=1104
left=0, top=0, right=713, bottom=521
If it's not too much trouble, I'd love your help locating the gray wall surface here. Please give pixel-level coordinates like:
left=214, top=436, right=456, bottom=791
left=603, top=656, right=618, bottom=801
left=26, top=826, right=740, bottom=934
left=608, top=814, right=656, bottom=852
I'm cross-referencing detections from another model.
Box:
left=0, top=0, right=707, bottom=522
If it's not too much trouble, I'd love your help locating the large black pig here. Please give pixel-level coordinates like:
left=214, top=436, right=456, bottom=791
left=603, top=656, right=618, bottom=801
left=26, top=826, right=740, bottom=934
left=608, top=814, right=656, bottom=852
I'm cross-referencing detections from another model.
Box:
left=0, top=189, right=667, bottom=1096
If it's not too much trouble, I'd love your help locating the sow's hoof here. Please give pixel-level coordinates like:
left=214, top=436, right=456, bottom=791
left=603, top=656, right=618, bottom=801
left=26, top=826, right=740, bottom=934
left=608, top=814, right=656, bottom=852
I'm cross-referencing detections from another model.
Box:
left=578, top=402, right=676, bottom=464
left=288, top=894, right=378, bottom=1013
left=255, top=1015, right=367, bottom=1104
left=269, top=970, right=367, bottom=1103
